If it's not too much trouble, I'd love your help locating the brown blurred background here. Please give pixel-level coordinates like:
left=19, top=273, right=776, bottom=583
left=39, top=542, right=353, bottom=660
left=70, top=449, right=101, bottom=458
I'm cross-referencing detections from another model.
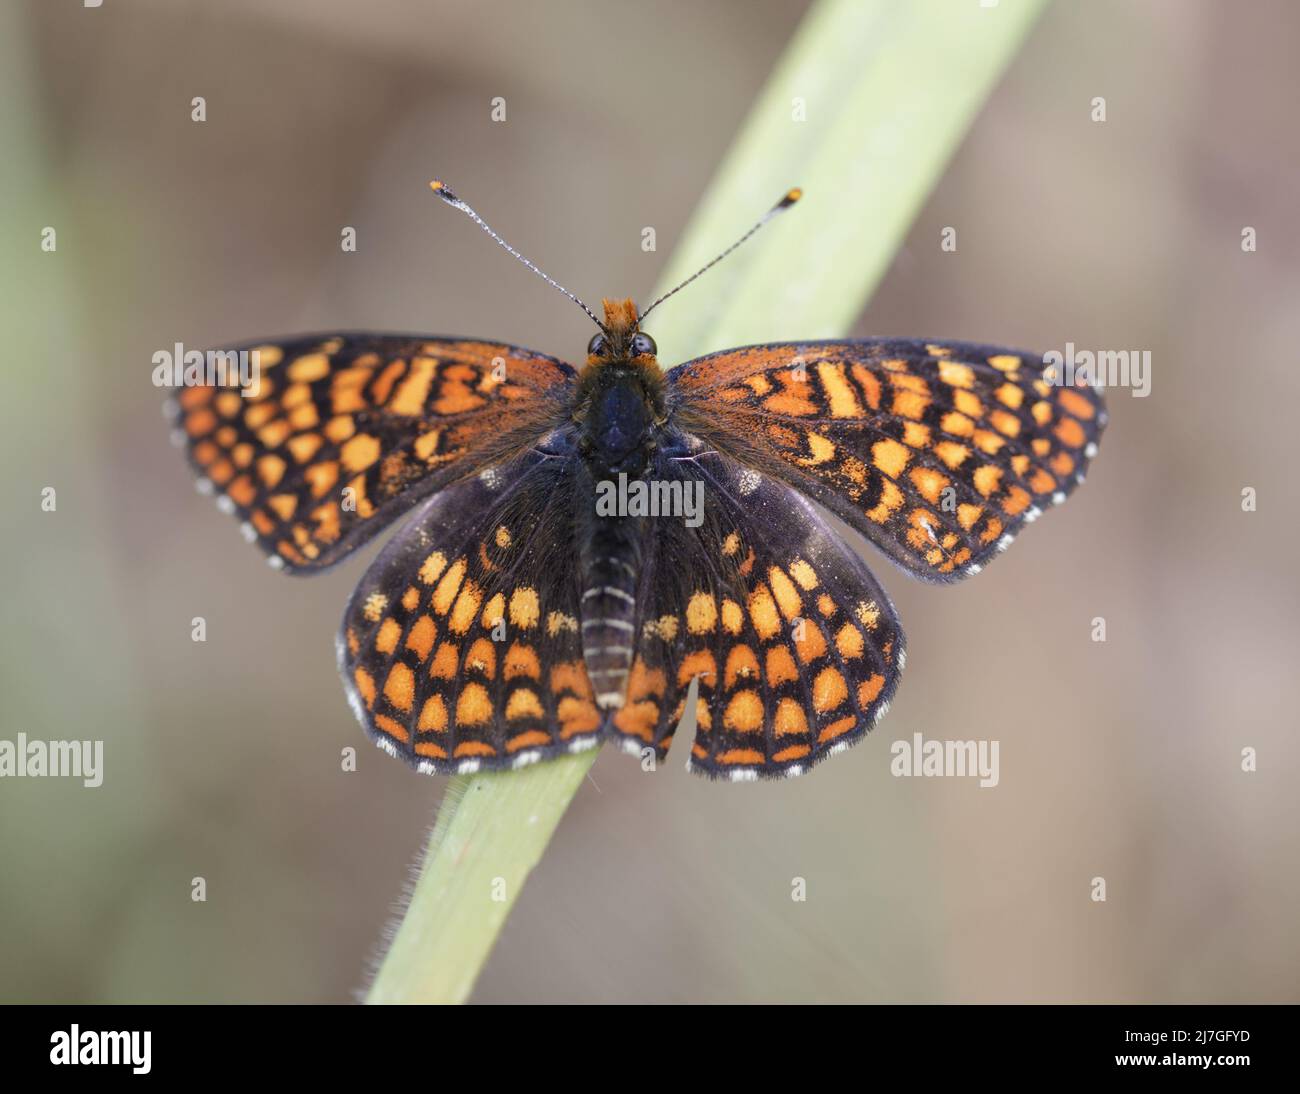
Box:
left=1, top=0, right=1296, bottom=1003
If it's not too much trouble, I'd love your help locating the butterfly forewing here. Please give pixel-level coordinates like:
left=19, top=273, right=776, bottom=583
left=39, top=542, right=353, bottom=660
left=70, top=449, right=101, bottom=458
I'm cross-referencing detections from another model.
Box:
left=338, top=439, right=605, bottom=773
left=667, top=339, right=1106, bottom=582
left=168, top=333, right=574, bottom=572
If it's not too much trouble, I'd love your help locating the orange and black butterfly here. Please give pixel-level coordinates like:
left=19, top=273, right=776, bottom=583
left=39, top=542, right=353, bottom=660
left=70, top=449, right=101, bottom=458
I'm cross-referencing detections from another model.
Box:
left=169, top=182, right=1105, bottom=780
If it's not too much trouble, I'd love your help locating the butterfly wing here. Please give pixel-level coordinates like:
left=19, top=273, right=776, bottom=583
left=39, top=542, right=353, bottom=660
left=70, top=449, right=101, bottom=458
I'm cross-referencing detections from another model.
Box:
left=602, top=446, right=904, bottom=780
left=168, top=333, right=574, bottom=572
left=338, top=436, right=604, bottom=773
left=667, top=339, right=1106, bottom=582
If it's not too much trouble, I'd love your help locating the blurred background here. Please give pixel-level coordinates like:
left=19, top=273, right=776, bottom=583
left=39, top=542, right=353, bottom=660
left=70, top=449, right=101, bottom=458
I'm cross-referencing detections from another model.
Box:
left=1, top=0, right=1296, bottom=1003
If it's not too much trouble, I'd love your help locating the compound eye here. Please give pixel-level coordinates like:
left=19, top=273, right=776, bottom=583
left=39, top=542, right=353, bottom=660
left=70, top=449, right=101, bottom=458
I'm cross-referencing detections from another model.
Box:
left=587, top=332, right=608, bottom=357
left=630, top=332, right=657, bottom=357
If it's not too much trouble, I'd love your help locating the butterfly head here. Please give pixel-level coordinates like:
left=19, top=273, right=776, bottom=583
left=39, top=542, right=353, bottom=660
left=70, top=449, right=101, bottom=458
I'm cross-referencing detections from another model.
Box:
left=585, top=298, right=658, bottom=367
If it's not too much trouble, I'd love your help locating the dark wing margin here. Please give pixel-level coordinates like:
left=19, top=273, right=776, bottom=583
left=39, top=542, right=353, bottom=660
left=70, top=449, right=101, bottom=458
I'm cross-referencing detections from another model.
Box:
left=167, top=332, right=574, bottom=572
left=667, top=339, right=1106, bottom=583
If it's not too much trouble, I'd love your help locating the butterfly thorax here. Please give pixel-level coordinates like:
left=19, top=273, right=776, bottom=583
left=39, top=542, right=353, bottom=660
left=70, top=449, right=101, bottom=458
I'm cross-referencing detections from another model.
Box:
left=575, top=370, right=661, bottom=470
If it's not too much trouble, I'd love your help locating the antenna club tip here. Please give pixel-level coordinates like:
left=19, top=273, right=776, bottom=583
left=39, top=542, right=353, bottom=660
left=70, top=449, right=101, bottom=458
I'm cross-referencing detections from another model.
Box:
left=429, top=179, right=457, bottom=201
left=780, top=187, right=803, bottom=207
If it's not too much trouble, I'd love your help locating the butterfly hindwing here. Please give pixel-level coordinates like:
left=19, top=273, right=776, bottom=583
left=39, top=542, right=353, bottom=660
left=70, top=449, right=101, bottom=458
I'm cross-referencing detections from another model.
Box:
left=603, top=445, right=905, bottom=780
left=168, top=333, right=574, bottom=572
left=338, top=437, right=606, bottom=773
left=667, top=339, right=1106, bottom=582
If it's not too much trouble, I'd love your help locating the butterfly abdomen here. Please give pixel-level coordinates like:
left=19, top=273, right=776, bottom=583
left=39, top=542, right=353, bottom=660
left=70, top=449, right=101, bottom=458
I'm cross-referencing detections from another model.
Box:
left=577, top=503, right=643, bottom=711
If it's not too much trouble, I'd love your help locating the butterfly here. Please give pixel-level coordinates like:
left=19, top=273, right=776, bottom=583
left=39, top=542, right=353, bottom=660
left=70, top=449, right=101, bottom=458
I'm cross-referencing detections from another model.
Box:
left=169, top=181, right=1106, bottom=781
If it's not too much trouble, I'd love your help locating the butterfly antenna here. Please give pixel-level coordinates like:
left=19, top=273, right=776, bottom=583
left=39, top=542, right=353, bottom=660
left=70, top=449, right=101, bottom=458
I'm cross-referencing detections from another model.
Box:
left=430, top=179, right=608, bottom=332
left=638, top=187, right=802, bottom=322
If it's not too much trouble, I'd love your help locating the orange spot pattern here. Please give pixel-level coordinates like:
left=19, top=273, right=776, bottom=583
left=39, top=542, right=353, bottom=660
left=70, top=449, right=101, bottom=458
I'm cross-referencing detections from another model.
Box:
left=179, top=329, right=1101, bottom=780
left=172, top=334, right=573, bottom=571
